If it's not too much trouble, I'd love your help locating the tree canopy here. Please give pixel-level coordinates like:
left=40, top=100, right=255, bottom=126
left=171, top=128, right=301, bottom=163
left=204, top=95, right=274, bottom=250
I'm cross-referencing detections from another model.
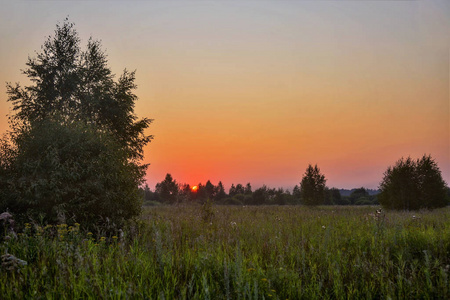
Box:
left=155, top=174, right=179, bottom=204
left=378, top=155, right=448, bottom=210
left=6, top=19, right=152, bottom=161
left=300, top=164, right=327, bottom=206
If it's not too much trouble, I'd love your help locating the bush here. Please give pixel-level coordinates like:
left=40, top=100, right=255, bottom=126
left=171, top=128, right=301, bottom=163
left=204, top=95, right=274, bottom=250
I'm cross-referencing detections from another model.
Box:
left=379, top=155, right=448, bottom=210
left=220, top=197, right=243, bottom=206
left=0, top=120, right=144, bottom=229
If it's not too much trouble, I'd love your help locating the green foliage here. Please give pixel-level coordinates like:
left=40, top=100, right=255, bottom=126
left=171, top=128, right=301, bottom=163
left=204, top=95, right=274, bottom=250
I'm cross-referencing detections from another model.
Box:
left=350, top=187, right=369, bottom=203
left=300, top=164, right=327, bottom=205
left=1, top=19, right=151, bottom=229
left=1, top=206, right=449, bottom=298
left=6, top=19, right=152, bottom=160
left=0, top=120, right=144, bottom=229
left=379, top=155, right=448, bottom=210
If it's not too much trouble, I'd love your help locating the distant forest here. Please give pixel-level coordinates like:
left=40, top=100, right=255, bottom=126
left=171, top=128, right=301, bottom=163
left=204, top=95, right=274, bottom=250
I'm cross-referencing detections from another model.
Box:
left=338, top=189, right=380, bottom=197
left=141, top=174, right=385, bottom=206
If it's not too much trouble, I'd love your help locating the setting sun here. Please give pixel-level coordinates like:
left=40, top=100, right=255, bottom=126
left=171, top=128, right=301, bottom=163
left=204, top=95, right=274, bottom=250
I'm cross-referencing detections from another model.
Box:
left=191, top=185, right=198, bottom=192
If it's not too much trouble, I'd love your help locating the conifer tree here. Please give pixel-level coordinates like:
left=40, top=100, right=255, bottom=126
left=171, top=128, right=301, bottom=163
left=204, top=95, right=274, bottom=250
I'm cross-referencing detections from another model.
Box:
left=300, top=164, right=327, bottom=206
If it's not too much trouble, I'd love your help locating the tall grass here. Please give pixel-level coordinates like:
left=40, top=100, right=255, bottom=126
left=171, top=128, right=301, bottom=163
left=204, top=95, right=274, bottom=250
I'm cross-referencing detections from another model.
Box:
left=1, top=206, right=449, bottom=299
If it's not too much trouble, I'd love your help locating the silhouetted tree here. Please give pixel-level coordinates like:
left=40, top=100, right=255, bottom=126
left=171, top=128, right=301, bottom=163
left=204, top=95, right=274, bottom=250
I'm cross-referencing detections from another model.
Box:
left=328, top=188, right=342, bottom=205
left=274, top=188, right=288, bottom=205
left=293, top=185, right=301, bottom=203
left=195, top=183, right=209, bottom=203
left=244, top=183, right=253, bottom=195
left=178, top=183, right=193, bottom=203
left=251, top=185, right=269, bottom=205
left=155, top=174, right=179, bottom=204
left=228, top=184, right=236, bottom=197
left=205, top=180, right=216, bottom=200
left=379, top=155, right=448, bottom=210
left=214, top=181, right=227, bottom=202
left=235, top=184, right=245, bottom=195
left=142, top=184, right=159, bottom=203
left=300, top=164, right=327, bottom=206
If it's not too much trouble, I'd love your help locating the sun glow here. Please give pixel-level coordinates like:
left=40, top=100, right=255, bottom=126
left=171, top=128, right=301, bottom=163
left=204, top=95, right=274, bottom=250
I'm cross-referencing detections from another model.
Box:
left=191, top=185, right=198, bottom=192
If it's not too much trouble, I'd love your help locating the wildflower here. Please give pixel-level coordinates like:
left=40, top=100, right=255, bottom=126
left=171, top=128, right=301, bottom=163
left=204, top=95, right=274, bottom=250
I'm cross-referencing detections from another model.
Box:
left=247, top=268, right=255, bottom=272
left=100, top=237, right=106, bottom=242
left=261, top=278, right=267, bottom=282
left=74, top=223, right=80, bottom=227
left=112, top=236, right=118, bottom=240
left=322, top=225, right=326, bottom=229
left=87, top=232, right=93, bottom=236
left=271, top=289, right=276, bottom=293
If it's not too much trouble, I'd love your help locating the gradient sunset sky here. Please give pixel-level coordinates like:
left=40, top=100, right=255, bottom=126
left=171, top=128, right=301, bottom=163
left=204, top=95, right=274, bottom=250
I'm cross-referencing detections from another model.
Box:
left=0, top=1, right=449, bottom=190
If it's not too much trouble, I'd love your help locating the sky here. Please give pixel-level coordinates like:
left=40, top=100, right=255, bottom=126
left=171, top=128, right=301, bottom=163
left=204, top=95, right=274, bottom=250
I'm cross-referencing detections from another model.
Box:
left=0, top=0, right=449, bottom=190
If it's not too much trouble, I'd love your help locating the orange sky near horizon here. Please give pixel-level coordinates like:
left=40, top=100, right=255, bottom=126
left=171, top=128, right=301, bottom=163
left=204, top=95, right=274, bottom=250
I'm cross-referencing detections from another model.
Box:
left=0, top=1, right=449, bottom=190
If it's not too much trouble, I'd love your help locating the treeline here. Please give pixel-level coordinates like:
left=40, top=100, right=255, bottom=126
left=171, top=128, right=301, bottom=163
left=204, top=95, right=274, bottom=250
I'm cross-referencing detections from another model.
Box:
left=140, top=174, right=380, bottom=206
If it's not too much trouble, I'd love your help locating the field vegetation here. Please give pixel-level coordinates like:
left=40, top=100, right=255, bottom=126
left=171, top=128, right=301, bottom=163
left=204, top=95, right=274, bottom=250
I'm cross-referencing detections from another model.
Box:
left=1, top=205, right=449, bottom=299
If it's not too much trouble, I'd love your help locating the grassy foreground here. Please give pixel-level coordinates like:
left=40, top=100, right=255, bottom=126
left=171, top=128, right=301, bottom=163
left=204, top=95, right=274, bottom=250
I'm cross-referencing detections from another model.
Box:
left=1, top=205, right=449, bottom=299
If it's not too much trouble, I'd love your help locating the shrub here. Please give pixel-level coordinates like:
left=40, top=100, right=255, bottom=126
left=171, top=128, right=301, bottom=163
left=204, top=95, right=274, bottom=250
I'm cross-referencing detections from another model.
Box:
left=0, top=120, right=143, bottom=229
left=220, top=197, right=243, bottom=206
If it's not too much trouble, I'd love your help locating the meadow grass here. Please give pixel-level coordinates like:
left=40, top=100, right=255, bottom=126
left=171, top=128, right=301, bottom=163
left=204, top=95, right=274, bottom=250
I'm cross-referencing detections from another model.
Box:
left=1, top=205, right=449, bottom=299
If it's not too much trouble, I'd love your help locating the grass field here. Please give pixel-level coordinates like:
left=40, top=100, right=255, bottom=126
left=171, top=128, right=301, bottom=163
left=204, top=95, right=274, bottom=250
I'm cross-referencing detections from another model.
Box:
left=1, top=205, right=449, bottom=299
